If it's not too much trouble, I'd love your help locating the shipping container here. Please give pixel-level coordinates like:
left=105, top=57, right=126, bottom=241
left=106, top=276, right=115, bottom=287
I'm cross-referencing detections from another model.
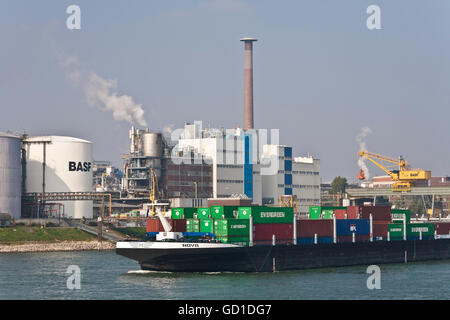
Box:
left=200, top=219, right=214, bottom=233
left=146, top=218, right=186, bottom=232
left=171, top=207, right=196, bottom=219
left=372, top=221, right=390, bottom=238
left=321, top=206, right=346, bottom=211
left=211, top=205, right=238, bottom=219
left=297, top=219, right=333, bottom=238
left=388, top=223, right=435, bottom=237
left=239, top=206, right=294, bottom=224
left=238, top=207, right=251, bottom=219
left=197, top=207, right=210, bottom=219
left=297, top=237, right=334, bottom=244
left=213, top=219, right=250, bottom=237
left=336, top=219, right=370, bottom=236
left=408, top=223, right=435, bottom=236
left=216, top=236, right=249, bottom=245
left=321, top=210, right=334, bottom=219
left=388, top=223, right=404, bottom=238
left=334, top=209, right=347, bottom=219
left=186, top=219, right=200, bottom=232
left=434, top=222, right=450, bottom=235
left=391, top=209, right=410, bottom=223
left=297, top=237, right=314, bottom=244
left=254, top=223, right=294, bottom=241
left=172, top=219, right=186, bottom=232
left=309, top=206, right=321, bottom=219
left=346, top=206, right=359, bottom=219
left=359, top=206, right=391, bottom=221
left=146, top=218, right=160, bottom=232
left=337, top=235, right=370, bottom=243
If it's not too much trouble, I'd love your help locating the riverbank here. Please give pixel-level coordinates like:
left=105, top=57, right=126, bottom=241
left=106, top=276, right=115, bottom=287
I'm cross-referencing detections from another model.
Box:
left=0, top=240, right=115, bottom=253
left=0, top=226, right=97, bottom=243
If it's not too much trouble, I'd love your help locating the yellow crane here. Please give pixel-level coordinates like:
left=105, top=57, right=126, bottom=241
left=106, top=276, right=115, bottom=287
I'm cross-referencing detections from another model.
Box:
left=358, top=151, right=431, bottom=192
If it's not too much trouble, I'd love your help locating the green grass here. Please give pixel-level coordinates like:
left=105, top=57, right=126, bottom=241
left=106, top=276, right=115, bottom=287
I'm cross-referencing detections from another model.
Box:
left=0, top=227, right=96, bottom=244
left=112, top=227, right=147, bottom=239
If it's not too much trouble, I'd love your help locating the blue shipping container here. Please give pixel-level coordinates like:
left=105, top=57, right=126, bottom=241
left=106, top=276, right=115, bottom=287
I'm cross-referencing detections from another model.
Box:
left=336, top=219, right=370, bottom=236
left=297, top=238, right=314, bottom=244
left=297, top=237, right=334, bottom=244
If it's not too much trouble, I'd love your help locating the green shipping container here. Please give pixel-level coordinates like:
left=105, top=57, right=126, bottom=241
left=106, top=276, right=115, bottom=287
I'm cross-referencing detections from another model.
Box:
left=210, top=206, right=238, bottom=219
left=388, top=223, right=435, bottom=237
left=186, top=219, right=200, bottom=232
left=237, top=206, right=294, bottom=224
left=388, top=223, right=404, bottom=237
left=171, top=207, right=196, bottom=219
left=197, top=207, right=210, bottom=219
left=321, top=206, right=346, bottom=211
left=238, top=207, right=252, bottom=219
left=408, top=223, right=434, bottom=236
left=214, top=219, right=250, bottom=236
left=200, top=219, right=214, bottom=233
left=217, top=236, right=249, bottom=245
left=321, top=210, right=334, bottom=219
left=309, top=206, right=321, bottom=219
left=391, top=209, right=411, bottom=223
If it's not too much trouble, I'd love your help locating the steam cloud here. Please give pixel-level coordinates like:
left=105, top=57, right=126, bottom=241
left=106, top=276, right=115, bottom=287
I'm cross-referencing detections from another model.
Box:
left=59, top=55, right=147, bottom=127
left=356, top=127, right=372, bottom=180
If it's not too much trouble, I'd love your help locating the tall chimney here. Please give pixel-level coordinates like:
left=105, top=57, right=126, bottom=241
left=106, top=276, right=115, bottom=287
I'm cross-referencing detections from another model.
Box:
left=240, top=38, right=257, bottom=131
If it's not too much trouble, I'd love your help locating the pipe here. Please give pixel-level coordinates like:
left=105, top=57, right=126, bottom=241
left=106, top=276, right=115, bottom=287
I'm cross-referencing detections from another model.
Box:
left=370, top=214, right=373, bottom=242
left=333, top=214, right=337, bottom=243
left=249, top=215, right=254, bottom=247
left=293, top=213, right=297, bottom=245
left=403, top=215, right=407, bottom=241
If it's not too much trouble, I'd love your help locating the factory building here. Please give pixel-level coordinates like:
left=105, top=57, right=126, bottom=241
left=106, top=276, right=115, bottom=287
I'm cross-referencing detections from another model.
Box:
left=176, top=123, right=263, bottom=202
left=175, top=123, right=320, bottom=213
left=121, top=126, right=170, bottom=198
left=122, top=125, right=214, bottom=201
left=260, top=144, right=320, bottom=214
left=163, top=154, right=213, bottom=199
left=23, top=136, right=94, bottom=219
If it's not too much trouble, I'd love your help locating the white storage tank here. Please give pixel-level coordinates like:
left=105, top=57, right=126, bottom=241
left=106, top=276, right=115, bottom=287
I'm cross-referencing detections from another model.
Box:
left=0, top=134, right=22, bottom=219
left=23, top=136, right=93, bottom=219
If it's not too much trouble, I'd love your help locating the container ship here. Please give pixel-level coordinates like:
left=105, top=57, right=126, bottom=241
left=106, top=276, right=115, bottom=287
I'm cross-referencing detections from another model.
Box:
left=115, top=205, right=450, bottom=272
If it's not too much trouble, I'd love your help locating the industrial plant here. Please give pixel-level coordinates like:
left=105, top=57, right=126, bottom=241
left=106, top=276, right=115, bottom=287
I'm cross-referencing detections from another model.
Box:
left=0, top=37, right=448, bottom=223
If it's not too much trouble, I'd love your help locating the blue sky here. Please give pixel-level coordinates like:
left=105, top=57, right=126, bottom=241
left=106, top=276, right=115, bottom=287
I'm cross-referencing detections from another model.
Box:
left=0, top=0, right=449, bottom=182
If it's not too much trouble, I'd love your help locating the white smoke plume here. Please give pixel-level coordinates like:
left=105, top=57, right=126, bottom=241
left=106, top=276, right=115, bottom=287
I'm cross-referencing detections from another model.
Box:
left=356, top=126, right=372, bottom=180
left=58, top=55, right=147, bottom=127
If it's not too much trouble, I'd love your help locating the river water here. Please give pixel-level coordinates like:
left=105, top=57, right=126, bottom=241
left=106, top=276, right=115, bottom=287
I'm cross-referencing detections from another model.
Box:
left=0, top=251, right=449, bottom=300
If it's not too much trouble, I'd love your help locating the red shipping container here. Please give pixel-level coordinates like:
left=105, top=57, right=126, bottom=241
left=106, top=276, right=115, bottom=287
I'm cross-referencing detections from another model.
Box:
left=434, top=222, right=450, bottom=235
left=359, top=206, right=391, bottom=221
left=297, top=220, right=333, bottom=237
left=254, top=223, right=293, bottom=241
left=372, top=221, right=390, bottom=238
left=346, top=206, right=359, bottom=219
left=146, top=218, right=160, bottom=232
left=334, top=209, right=347, bottom=219
left=172, top=219, right=186, bottom=232
left=146, top=218, right=187, bottom=232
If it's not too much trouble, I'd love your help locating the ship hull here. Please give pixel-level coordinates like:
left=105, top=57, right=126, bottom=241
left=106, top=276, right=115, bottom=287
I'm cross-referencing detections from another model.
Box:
left=116, top=239, right=450, bottom=272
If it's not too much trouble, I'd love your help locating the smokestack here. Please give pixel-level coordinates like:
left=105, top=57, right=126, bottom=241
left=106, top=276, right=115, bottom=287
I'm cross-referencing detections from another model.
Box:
left=240, top=37, right=257, bottom=131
